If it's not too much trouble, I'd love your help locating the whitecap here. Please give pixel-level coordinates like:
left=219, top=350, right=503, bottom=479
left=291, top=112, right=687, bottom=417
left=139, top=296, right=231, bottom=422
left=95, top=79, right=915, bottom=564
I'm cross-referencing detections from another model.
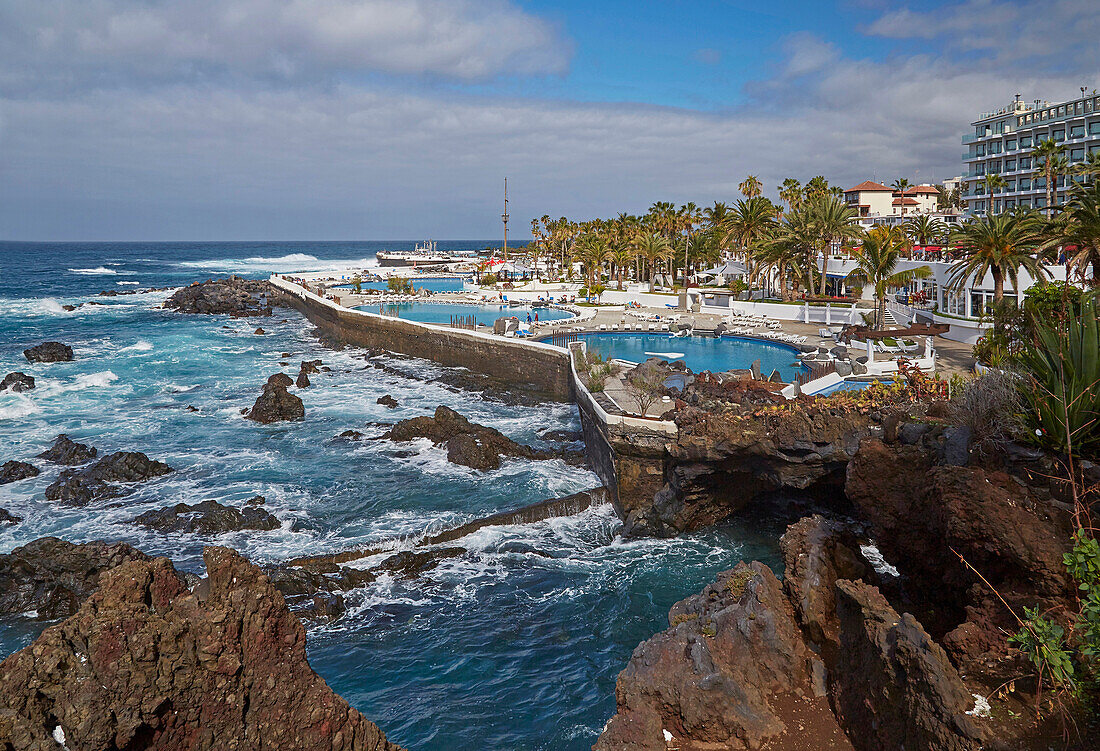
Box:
left=175, top=254, right=379, bottom=273
left=0, top=395, right=40, bottom=420
left=116, top=281, right=141, bottom=286
left=0, top=297, right=68, bottom=317
left=121, top=340, right=154, bottom=353
left=68, top=267, right=135, bottom=276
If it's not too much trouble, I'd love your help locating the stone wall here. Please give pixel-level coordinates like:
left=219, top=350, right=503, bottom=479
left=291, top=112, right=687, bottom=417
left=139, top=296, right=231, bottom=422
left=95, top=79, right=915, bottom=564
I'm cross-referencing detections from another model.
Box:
left=276, top=278, right=575, bottom=400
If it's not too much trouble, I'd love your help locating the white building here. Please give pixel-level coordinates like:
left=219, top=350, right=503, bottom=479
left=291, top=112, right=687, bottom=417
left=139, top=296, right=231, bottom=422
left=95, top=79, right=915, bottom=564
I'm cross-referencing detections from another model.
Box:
left=962, top=91, right=1100, bottom=215
left=843, top=180, right=962, bottom=233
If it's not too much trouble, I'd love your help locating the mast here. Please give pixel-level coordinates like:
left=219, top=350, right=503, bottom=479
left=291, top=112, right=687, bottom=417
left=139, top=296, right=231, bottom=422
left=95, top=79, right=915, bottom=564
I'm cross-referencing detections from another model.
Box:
left=502, top=177, right=509, bottom=262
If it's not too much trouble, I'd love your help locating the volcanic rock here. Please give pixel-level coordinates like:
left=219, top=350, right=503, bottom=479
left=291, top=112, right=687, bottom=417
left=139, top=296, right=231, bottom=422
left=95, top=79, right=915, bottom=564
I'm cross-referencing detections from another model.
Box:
left=0, top=508, right=21, bottom=525
left=386, top=405, right=547, bottom=471
left=595, top=562, right=845, bottom=751
left=36, top=434, right=97, bottom=465
left=0, top=372, right=35, bottom=392
left=0, top=460, right=39, bottom=485
left=163, top=275, right=285, bottom=316
left=296, top=361, right=321, bottom=388
left=44, top=450, right=173, bottom=506
left=0, top=546, right=402, bottom=750
left=255, top=327, right=266, bottom=335
left=22, top=341, right=73, bottom=363
left=374, top=547, right=466, bottom=578
left=0, top=537, right=150, bottom=619
left=247, top=373, right=305, bottom=423
left=377, top=394, right=398, bottom=408
left=133, top=499, right=280, bottom=534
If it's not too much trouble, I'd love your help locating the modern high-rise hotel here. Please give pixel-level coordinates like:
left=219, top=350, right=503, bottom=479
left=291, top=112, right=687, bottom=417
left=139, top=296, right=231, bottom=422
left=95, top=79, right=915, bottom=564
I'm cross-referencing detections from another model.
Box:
left=962, top=91, right=1100, bottom=215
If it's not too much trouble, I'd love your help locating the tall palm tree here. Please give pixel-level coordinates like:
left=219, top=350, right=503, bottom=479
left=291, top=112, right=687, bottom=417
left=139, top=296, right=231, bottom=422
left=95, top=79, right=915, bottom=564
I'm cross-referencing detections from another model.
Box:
left=1044, top=180, right=1100, bottom=285
left=1071, top=151, right=1100, bottom=183
left=891, top=178, right=912, bottom=216
left=982, top=173, right=1007, bottom=214
left=845, top=228, right=932, bottom=329
left=779, top=178, right=803, bottom=213
left=723, top=197, right=777, bottom=288
left=634, top=233, right=673, bottom=292
left=904, top=214, right=947, bottom=247
left=609, top=244, right=635, bottom=290
left=804, top=176, right=830, bottom=200
left=1032, top=138, right=1065, bottom=216
left=575, top=234, right=610, bottom=295
left=809, top=194, right=863, bottom=296
left=738, top=175, right=762, bottom=199
left=947, top=213, right=1049, bottom=305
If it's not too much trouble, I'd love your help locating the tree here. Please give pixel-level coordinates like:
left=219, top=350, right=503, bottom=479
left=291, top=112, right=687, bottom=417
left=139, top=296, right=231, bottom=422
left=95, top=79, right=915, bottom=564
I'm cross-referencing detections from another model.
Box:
left=804, top=176, right=830, bottom=200
left=635, top=233, right=673, bottom=292
left=779, top=178, right=803, bottom=213
left=738, top=175, right=762, bottom=199
left=904, top=214, right=947, bottom=247
left=723, top=197, right=777, bottom=289
left=947, top=212, right=1049, bottom=305
left=610, top=244, right=635, bottom=290
left=982, top=173, right=1007, bottom=214
left=575, top=234, right=610, bottom=295
left=845, top=228, right=931, bottom=329
left=1071, top=150, right=1100, bottom=182
left=1044, top=180, right=1100, bottom=285
left=809, top=194, right=863, bottom=296
left=1033, top=138, right=1065, bottom=216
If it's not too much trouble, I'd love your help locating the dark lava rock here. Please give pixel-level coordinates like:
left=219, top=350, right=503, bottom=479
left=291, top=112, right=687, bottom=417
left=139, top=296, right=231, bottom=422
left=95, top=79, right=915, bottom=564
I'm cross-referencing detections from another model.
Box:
left=36, top=434, right=98, bottom=465
left=22, top=342, right=73, bottom=363
left=247, top=374, right=305, bottom=423
left=0, top=460, right=39, bottom=485
left=246, top=494, right=266, bottom=506
left=334, top=429, right=365, bottom=441
left=44, top=451, right=173, bottom=506
left=254, top=327, right=266, bottom=335
left=386, top=405, right=546, bottom=471
left=163, top=275, right=285, bottom=316
left=133, top=499, right=280, bottom=534
left=377, top=394, right=399, bottom=408
left=0, top=372, right=35, bottom=392
left=0, top=508, right=22, bottom=525
left=0, top=537, right=151, bottom=619
left=537, top=428, right=582, bottom=443
left=296, top=360, right=322, bottom=388
left=0, top=547, right=402, bottom=750
left=374, top=547, right=466, bottom=578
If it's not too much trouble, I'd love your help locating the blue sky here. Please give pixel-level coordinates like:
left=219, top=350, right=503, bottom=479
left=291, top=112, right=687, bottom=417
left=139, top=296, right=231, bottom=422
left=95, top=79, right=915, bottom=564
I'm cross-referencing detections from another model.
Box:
left=0, top=0, right=1096, bottom=240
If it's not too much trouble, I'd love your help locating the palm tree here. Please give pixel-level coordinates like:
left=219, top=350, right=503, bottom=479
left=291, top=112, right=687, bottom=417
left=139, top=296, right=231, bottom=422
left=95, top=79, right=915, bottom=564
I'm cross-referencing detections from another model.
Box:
left=904, top=214, right=947, bottom=247
left=634, top=233, right=673, bottom=292
left=738, top=175, right=762, bottom=199
left=809, top=194, right=863, bottom=296
left=1044, top=180, right=1100, bottom=284
left=947, top=213, right=1049, bottom=305
left=804, top=176, right=830, bottom=200
left=891, top=178, right=912, bottom=216
left=575, top=234, right=610, bottom=296
left=980, top=173, right=1007, bottom=215
left=845, top=228, right=932, bottom=329
left=1072, top=151, right=1100, bottom=183
left=723, top=197, right=777, bottom=289
left=1032, top=138, right=1065, bottom=216
left=610, top=244, right=635, bottom=290
left=779, top=178, right=803, bottom=213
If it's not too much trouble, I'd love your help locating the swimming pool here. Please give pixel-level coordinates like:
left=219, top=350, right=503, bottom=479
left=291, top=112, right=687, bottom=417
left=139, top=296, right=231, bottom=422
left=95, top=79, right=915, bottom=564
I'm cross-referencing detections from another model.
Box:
left=573, top=333, right=807, bottom=381
left=810, top=380, right=874, bottom=396
left=339, top=278, right=469, bottom=293
left=355, top=301, right=575, bottom=327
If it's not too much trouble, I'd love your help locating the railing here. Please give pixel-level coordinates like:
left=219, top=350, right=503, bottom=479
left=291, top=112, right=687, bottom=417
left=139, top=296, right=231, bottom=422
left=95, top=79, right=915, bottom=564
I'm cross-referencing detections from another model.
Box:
left=795, top=359, right=836, bottom=388
left=549, top=331, right=580, bottom=349
left=449, top=314, right=477, bottom=330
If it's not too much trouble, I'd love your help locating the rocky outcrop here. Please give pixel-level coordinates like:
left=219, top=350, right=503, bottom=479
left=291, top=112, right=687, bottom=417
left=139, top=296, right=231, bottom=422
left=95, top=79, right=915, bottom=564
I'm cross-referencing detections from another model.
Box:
left=830, top=580, right=986, bottom=751
left=0, top=460, right=39, bottom=485
left=386, top=405, right=548, bottom=471
left=595, top=563, right=846, bottom=751
left=0, top=538, right=150, bottom=619
left=0, top=508, right=22, bottom=525
left=164, top=275, right=286, bottom=316
left=374, top=548, right=466, bottom=578
left=247, top=373, right=305, bottom=423
left=0, top=372, right=35, bottom=392
left=377, top=394, right=399, bottom=408
left=0, top=547, right=402, bottom=750
left=297, top=359, right=322, bottom=388
left=44, top=450, right=173, bottom=506
left=133, top=499, right=280, bottom=534
left=622, top=405, right=877, bottom=537
left=22, top=341, right=73, bottom=363
left=36, top=434, right=97, bottom=465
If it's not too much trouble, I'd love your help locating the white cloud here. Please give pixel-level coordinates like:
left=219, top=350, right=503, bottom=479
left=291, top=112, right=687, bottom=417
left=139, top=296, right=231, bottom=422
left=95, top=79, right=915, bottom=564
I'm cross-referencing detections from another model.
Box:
left=0, top=0, right=569, bottom=90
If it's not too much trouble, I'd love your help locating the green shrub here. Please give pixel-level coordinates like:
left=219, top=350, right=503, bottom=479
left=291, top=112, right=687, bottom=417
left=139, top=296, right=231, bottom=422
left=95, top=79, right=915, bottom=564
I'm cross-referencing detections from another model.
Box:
left=386, top=277, right=414, bottom=294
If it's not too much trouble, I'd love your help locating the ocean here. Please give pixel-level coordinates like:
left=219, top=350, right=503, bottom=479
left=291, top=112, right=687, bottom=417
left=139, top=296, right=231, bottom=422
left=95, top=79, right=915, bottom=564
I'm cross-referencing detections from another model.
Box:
left=0, top=241, right=782, bottom=750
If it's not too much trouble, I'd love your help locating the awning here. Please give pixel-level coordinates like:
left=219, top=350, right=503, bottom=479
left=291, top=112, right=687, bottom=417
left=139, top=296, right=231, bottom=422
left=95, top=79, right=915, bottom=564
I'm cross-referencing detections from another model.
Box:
left=704, top=261, right=748, bottom=276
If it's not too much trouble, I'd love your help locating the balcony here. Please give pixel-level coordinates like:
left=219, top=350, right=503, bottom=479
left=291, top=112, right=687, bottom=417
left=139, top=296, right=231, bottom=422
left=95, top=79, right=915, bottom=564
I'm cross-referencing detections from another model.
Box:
left=962, top=134, right=979, bottom=144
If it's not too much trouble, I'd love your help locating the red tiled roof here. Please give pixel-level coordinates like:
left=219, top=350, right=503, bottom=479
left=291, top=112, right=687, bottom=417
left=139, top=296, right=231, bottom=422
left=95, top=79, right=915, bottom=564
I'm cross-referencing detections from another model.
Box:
left=845, top=180, right=892, bottom=193
left=903, top=186, right=940, bottom=195
left=892, top=197, right=919, bottom=205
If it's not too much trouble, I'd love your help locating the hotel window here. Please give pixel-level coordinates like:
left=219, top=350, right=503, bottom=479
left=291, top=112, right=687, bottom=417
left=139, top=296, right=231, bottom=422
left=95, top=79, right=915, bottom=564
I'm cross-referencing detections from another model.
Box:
left=1070, top=124, right=1085, bottom=138
left=1058, top=106, right=1066, bottom=116
left=970, top=291, right=985, bottom=317
left=1036, top=196, right=1047, bottom=208
left=1020, top=135, right=1032, bottom=148
left=1020, top=157, right=1031, bottom=169
left=989, top=141, right=1002, bottom=154
left=1006, top=138, right=1017, bottom=150
left=1071, top=148, right=1085, bottom=162
left=1091, top=144, right=1100, bottom=155
left=1019, top=177, right=1031, bottom=190
left=1005, top=199, right=1016, bottom=209
left=1005, top=158, right=1016, bottom=171
left=1077, top=102, right=1084, bottom=115
left=1053, top=128, right=1065, bottom=141
left=1034, top=177, right=1045, bottom=188
left=1006, top=179, right=1016, bottom=191
left=1090, top=122, right=1100, bottom=135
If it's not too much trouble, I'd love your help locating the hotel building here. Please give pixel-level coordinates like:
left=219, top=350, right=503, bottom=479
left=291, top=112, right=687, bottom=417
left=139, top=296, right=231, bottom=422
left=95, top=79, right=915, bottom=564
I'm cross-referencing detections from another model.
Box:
left=962, top=91, right=1100, bottom=215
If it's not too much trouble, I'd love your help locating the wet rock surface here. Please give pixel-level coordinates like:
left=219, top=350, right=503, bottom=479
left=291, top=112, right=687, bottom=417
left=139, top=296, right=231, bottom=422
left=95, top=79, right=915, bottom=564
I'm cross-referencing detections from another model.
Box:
left=0, top=547, right=402, bottom=750
left=0, top=460, right=39, bottom=485
left=377, top=394, right=399, bottom=408
left=43, top=450, right=173, bottom=506
left=374, top=547, right=466, bottom=578
left=0, top=538, right=150, bottom=620
left=247, top=373, right=305, bottom=423
left=164, top=275, right=287, bottom=316
left=133, top=499, right=281, bottom=534
left=22, top=341, right=73, bottom=363
left=36, top=434, right=97, bottom=465
left=386, top=405, right=551, bottom=471
left=297, top=359, right=323, bottom=388
left=0, top=508, right=22, bottom=525
left=0, top=372, right=35, bottom=392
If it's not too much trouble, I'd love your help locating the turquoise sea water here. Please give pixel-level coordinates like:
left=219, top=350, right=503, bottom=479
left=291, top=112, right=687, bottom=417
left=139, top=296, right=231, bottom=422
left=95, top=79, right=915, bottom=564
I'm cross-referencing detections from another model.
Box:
left=0, top=241, right=781, bottom=750
left=358, top=301, right=574, bottom=327
left=577, top=332, right=808, bottom=381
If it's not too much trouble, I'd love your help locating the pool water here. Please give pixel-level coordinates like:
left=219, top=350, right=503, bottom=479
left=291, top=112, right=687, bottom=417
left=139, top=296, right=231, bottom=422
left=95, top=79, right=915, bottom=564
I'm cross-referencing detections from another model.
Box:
left=810, top=380, right=874, bottom=396
left=575, top=333, right=807, bottom=381
left=341, top=278, right=469, bottom=293
left=357, top=301, right=575, bottom=327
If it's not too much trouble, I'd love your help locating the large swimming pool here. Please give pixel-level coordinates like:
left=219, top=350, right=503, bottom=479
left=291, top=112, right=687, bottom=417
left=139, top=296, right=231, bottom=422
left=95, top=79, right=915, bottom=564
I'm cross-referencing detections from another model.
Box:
left=356, top=301, right=575, bottom=327
left=573, top=333, right=807, bottom=381
left=339, top=278, right=469, bottom=293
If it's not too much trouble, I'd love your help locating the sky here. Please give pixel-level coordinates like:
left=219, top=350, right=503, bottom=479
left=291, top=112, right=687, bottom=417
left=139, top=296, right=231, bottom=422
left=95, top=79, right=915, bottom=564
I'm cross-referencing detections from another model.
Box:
left=0, top=0, right=1098, bottom=241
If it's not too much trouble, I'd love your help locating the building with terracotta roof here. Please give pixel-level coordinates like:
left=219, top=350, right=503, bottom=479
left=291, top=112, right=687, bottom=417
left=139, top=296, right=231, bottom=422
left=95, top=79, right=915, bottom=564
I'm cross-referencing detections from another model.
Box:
left=844, top=181, right=944, bottom=218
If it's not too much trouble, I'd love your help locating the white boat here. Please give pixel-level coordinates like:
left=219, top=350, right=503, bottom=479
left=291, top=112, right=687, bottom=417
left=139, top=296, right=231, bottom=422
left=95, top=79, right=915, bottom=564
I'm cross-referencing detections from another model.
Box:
left=376, top=241, right=479, bottom=267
